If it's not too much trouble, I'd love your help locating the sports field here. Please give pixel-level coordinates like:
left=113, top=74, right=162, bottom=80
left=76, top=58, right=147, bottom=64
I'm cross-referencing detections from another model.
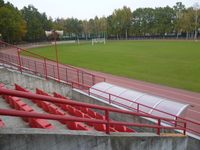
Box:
left=27, top=40, right=200, bottom=92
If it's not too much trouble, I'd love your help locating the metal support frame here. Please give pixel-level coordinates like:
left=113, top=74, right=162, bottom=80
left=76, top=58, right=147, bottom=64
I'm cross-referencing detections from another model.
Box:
left=44, top=58, right=48, bottom=79
left=17, top=49, right=22, bottom=73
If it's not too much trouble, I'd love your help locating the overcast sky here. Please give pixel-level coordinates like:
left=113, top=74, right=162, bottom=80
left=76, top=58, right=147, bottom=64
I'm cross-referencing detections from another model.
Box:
left=5, top=0, right=200, bottom=20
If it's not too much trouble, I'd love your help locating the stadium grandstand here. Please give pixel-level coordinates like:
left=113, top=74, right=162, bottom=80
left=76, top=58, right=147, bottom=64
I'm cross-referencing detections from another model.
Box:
left=0, top=40, right=199, bottom=150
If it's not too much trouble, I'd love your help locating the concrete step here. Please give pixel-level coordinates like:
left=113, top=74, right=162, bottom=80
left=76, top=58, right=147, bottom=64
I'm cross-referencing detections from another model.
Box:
left=160, top=133, right=187, bottom=137
left=20, top=97, right=68, bottom=130
left=0, top=97, right=28, bottom=128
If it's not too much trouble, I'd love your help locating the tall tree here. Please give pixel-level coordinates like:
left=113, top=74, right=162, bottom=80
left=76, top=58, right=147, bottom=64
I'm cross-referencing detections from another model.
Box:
left=107, top=15, right=115, bottom=37
left=193, top=3, right=200, bottom=39
left=53, top=18, right=65, bottom=30
left=99, top=17, right=107, bottom=38
left=21, top=5, right=52, bottom=42
left=0, top=0, right=4, bottom=7
left=88, top=19, right=96, bottom=38
left=132, top=8, right=155, bottom=36
left=63, top=18, right=82, bottom=38
left=112, top=6, right=132, bottom=39
left=0, top=1, right=27, bottom=43
left=82, top=20, right=89, bottom=40
left=173, top=2, right=186, bottom=38
left=179, top=8, right=196, bottom=39
left=154, top=7, right=176, bottom=35
left=91, top=16, right=107, bottom=38
left=122, top=6, right=132, bottom=39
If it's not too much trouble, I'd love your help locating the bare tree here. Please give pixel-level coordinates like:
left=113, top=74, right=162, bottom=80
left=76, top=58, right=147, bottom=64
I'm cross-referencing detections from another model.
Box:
left=193, top=2, right=200, bottom=40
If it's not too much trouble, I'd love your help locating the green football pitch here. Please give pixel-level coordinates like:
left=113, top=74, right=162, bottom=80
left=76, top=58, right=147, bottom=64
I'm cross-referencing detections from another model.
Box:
left=27, top=40, right=200, bottom=92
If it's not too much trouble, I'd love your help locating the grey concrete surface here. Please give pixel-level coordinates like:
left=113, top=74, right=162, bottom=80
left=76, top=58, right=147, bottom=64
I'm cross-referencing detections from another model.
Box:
left=0, top=97, right=28, bottom=128
left=187, top=136, right=200, bottom=150
left=0, top=128, right=187, bottom=150
left=0, top=68, right=71, bottom=97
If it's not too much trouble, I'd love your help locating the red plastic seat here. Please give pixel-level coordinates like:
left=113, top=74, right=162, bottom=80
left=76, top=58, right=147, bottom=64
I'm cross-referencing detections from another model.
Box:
left=15, top=100, right=27, bottom=110
left=60, top=104, right=69, bottom=111
left=29, top=118, right=54, bottom=129
left=15, top=84, right=29, bottom=92
left=53, top=92, right=70, bottom=100
left=20, top=105, right=34, bottom=112
left=87, top=109, right=97, bottom=118
left=95, top=113, right=105, bottom=120
left=55, top=109, right=65, bottom=115
left=94, top=124, right=106, bottom=131
left=0, top=119, right=5, bottom=127
left=67, top=121, right=90, bottom=130
left=40, top=101, right=51, bottom=112
left=79, top=107, right=89, bottom=114
left=74, top=110, right=84, bottom=118
left=48, top=104, right=59, bottom=114
left=0, top=83, right=5, bottom=88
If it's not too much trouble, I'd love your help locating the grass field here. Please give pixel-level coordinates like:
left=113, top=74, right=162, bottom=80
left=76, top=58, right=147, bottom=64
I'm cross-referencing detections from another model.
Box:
left=27, top=40, right=200, bottom=92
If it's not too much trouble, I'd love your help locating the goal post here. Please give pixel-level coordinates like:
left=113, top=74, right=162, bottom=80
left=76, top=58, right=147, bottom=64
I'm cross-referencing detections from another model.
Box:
left=92, top=38, right=106, bottom=45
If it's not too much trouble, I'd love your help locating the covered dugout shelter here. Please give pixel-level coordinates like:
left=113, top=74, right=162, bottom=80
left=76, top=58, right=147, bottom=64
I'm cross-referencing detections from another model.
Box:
left=89, top=82, right=189, bottom=120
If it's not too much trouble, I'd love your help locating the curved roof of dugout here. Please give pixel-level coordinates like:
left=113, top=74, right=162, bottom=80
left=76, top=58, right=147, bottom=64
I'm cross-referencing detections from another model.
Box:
left=90, top=82, right=189, bottom=119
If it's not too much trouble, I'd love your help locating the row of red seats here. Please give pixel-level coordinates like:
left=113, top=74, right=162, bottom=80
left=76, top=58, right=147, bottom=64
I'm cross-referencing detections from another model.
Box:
left=34, top=87, right=135, bottom=133
left=15, top=84, right=91, bottom=131
left=1, top=83, right=135, bottom=133
left=53, top=92, right=135, bottom=133
left=36, top=89, right=117, bottom=132
left=0, top=84, right=54, bottom=129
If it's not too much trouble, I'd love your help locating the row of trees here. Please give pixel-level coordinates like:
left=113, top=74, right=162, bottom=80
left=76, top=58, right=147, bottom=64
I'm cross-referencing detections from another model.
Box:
left=0, top=0, right=199, bottom=43
left=0, top=0, right=26, bottom=42
left=0, top=0, right=52, bottom=43
left=108, top=3, right=200, bottom=39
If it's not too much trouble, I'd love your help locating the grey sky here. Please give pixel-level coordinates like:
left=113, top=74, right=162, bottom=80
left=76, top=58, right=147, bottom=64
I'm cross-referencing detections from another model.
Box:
left=5, top=0, right=200, bottom=20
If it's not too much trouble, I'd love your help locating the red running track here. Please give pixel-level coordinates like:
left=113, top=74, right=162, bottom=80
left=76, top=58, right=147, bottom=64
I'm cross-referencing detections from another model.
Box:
left=86, top=69, right=200, bottom=122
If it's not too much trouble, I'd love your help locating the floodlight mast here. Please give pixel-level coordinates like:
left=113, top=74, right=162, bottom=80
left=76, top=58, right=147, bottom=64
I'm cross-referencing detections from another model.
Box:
left=45, top=30, right=63, bottom=81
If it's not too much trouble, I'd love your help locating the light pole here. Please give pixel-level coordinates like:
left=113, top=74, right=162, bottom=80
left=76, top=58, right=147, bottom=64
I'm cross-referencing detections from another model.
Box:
left=45, top=30, right=63, bottom=81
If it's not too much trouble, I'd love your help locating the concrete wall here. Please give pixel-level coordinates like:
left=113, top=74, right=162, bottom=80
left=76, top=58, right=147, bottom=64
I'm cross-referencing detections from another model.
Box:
left=187, top=136, right=200, bottom=150
left=0, top=128, right=187, bottom=150
left=0, top=68, right=71, bottom=97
